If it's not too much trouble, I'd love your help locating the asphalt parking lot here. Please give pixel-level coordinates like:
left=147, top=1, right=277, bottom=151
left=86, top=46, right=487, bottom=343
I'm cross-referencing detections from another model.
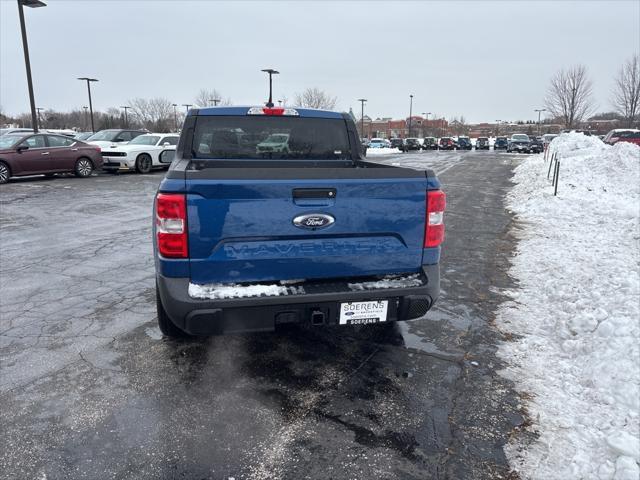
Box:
left=1, top=150, right=526, bottom=480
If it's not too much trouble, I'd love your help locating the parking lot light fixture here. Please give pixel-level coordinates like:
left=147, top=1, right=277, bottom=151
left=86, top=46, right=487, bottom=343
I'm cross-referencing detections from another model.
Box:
left=18, top=0, right=46, bottom=133
left=209, top=98, right=221, bottom=106
left=357, top=98, right=367, bottom=139
left=535, top=108, right=546, bottom=135
left=408, top=94, right=413, bottom=138
left=182, top=104, right=193, bottom=115
left=422, top=112, right=431, bottom=136
left=495, top=119, right=502, bottom=136
left=172, top=104, right=178, bottom=131
left=120, top=105, right=130, bottom=128
left=82, top=106, right=88, bottom=130
left=77, top=77, right=98, bottom=132
left=261, top=68, right=279, bottom=108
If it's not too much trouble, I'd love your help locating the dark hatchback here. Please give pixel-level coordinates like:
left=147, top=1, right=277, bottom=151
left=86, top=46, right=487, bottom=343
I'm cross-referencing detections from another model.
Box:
left=456, top=137, right=472, bottom=150
left=404, top=138, right=422, bottom=151
left=494, top=137, right=508, bottom=150
left=0, top=133, right=102, bottom=184
left=389, top=138, right=405, bottom=151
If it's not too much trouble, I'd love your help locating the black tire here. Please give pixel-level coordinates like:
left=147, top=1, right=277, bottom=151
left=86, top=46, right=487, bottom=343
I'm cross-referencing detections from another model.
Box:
left=74, top=158, right=93, bottom=178
left=156, top=284, right=191, bottom=338
left=135, top=154, right=152, bottom=174
left=0, top=161, right=10, bottom=184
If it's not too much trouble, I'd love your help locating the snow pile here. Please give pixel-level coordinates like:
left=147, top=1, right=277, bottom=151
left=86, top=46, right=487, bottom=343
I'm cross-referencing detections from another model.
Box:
left=498, top=133, right=640, bottom=480
left=348, top=274, right=423, bottom=291
left=189, top=282, right=290, bottom=299
left=365, top=147, right=401, bottom=156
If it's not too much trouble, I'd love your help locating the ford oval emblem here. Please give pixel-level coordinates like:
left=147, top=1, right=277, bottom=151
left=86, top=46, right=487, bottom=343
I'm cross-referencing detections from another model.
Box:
left=293, top=213, right=335, bottom=230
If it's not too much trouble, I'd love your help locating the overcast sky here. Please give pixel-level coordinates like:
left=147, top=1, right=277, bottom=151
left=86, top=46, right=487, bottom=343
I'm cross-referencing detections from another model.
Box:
left=1, top=0, right=638, bottom=123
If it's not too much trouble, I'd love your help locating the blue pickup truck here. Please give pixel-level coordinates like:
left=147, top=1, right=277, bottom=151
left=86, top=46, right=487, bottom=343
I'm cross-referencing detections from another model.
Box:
left=153, top=106, right=445, bottom=337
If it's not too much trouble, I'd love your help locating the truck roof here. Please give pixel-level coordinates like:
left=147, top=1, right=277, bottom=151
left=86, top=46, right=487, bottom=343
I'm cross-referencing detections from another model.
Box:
left=191, top=106, right=344, bottom=119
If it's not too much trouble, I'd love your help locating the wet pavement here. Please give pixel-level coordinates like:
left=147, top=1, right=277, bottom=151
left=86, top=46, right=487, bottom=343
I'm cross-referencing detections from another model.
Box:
left=1, top=151, right=525, bottom=479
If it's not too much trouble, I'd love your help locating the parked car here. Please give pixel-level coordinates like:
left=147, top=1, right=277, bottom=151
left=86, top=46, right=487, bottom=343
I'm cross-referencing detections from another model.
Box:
left=256, top=133, right=290, bottom=154
left=456, top=136, right=472, bottom=150
left=422, top=137, right=438, bottom=150
left=529, top=136, right=544, bottom=153
left=101, top=133, right=179, bottom=173
left=476, top=137, right=490, bottom=150
left=404, top=138, right=421, bottom=151
left=389, top=138, right=405, bottom=151
left=368, top=138, right=390, bottom=148
left=86, top=129, right=148, bottom=149
left=507, top=134, right=531, bottom=153
left=494, top=137, right=508, bottom=150
left=0, top=132, right=102, bottom=184
left=438, top=137, right=455, bottom=150
left=74, top=132, right=94, bottom=141
left=153, top=106, right=445, bottom=337
left=603, top=129, right=640, bottom=146
left=541, top=134, right=558, bottom=148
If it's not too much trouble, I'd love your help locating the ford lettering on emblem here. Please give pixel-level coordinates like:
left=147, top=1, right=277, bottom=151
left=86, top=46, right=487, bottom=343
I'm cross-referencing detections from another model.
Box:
left=293, top=213, right=335, bottom=230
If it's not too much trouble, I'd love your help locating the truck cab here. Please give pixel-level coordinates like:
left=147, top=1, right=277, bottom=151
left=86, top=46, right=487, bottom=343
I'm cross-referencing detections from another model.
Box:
left=153, top=106, right=445, bottom=337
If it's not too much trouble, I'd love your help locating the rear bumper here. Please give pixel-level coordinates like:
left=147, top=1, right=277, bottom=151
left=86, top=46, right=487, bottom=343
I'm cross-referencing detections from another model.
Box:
left=157, top=265, right=439, bottom=335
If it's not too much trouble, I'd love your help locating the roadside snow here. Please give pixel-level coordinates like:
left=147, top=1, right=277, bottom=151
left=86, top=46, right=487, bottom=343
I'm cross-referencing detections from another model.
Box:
left=365, top=147, right=401, bottom=155
left=498, top=133, right=640, bottom=480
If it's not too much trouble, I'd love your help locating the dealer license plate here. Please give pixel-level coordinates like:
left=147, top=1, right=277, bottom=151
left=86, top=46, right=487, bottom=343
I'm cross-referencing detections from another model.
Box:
left=339, top=300, right=388, bottom=325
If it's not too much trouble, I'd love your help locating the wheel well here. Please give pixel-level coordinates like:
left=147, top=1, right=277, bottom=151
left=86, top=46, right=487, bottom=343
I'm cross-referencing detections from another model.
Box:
left=0, top=159, right=11, bottom=175
left=76, top=156, right=94, bottom=167
left=136, top=153, right=151, bottom=161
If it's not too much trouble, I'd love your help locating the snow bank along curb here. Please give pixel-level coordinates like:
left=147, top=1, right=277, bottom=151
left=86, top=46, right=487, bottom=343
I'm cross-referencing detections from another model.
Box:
left=497, top=133, right=640, bottom=480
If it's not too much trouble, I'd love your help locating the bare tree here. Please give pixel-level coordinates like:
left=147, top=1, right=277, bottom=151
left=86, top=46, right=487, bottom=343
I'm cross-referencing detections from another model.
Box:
left=612, top=54, right=640, bottom=127
left=294, top=87, right=337, bottom=110
left=128, top=97, right=174, bottom=132
left=194, top=88, right=232, bottom=107
left=544, top=65, right=595, bottom=129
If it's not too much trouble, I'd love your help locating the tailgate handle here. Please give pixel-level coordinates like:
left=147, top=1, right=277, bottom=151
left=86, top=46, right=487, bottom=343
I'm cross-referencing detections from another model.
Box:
left=292, top=188, right=336, bottom=199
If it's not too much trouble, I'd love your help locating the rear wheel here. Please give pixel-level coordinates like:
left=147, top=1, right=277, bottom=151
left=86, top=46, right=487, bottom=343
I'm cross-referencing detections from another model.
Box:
left=74, top=158, right=93, bottom=177
left=156, top=284, right=191, bottom=338
left=0, top=162, right=10, bottom=184
left=136, top=154, right=152, bottom=174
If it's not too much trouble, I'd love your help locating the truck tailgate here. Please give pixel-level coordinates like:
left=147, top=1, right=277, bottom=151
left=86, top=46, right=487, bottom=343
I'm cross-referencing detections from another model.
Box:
left=186, top=172, right=430, bottom=284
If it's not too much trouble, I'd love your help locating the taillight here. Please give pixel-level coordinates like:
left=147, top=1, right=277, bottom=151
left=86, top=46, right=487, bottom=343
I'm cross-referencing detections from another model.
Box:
left=425, top=190, right=446, bottom=247
left=156, top=193, right=187, bottom=258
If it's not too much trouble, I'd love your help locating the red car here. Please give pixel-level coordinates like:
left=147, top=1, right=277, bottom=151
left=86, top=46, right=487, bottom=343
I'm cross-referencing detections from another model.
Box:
left=438, top=137, right=455, bottom=150
left=0, top=133, right=102, bottom=184
left=603, top=129, right=640, bottom=146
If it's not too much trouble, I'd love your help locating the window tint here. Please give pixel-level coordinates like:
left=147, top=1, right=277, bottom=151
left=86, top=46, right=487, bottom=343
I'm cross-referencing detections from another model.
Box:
left=192, top=116, right=351, bottom=160
left=160, top=136, right=178, bottom=146
left=47, top=135, right=75, bottom=147
left=19, top=135, right=46, bottom=148
left=115, top=131, right=134, bottom=142
left=129, top=131, right=145, bottom=140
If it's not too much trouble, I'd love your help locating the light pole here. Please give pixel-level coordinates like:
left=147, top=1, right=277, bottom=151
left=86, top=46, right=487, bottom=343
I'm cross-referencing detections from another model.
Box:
left=120, top=105, right=130, bottom=128
left=209, top=98, right=221, bottom=106
left=172, top=104, right=178, bottom=131
left=261, top=68, right=279, bottom=108
left=36, top=107, right=44, bottom=127
left=82, top=106, right=88, bottom=131
left=357, top=98, right=367, bottom=139
left=77, top=77, right=98, bottom=132
left=495, top=119, right=501, bottom=136
left=182, top=104, right=193, bottom=114
left=534, top=108, right=546, bottom=136
left=408, top=94, right=413, bottom=138
left=18, top=0, right=46, bottom=132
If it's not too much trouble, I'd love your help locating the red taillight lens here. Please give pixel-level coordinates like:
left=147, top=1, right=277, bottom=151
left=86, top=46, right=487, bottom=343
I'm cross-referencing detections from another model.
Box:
left=263, top=107, right=285, bottom=115
left=425, top=190, right=446, bottom=248
left=156, top=193, right=187, bottom=258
